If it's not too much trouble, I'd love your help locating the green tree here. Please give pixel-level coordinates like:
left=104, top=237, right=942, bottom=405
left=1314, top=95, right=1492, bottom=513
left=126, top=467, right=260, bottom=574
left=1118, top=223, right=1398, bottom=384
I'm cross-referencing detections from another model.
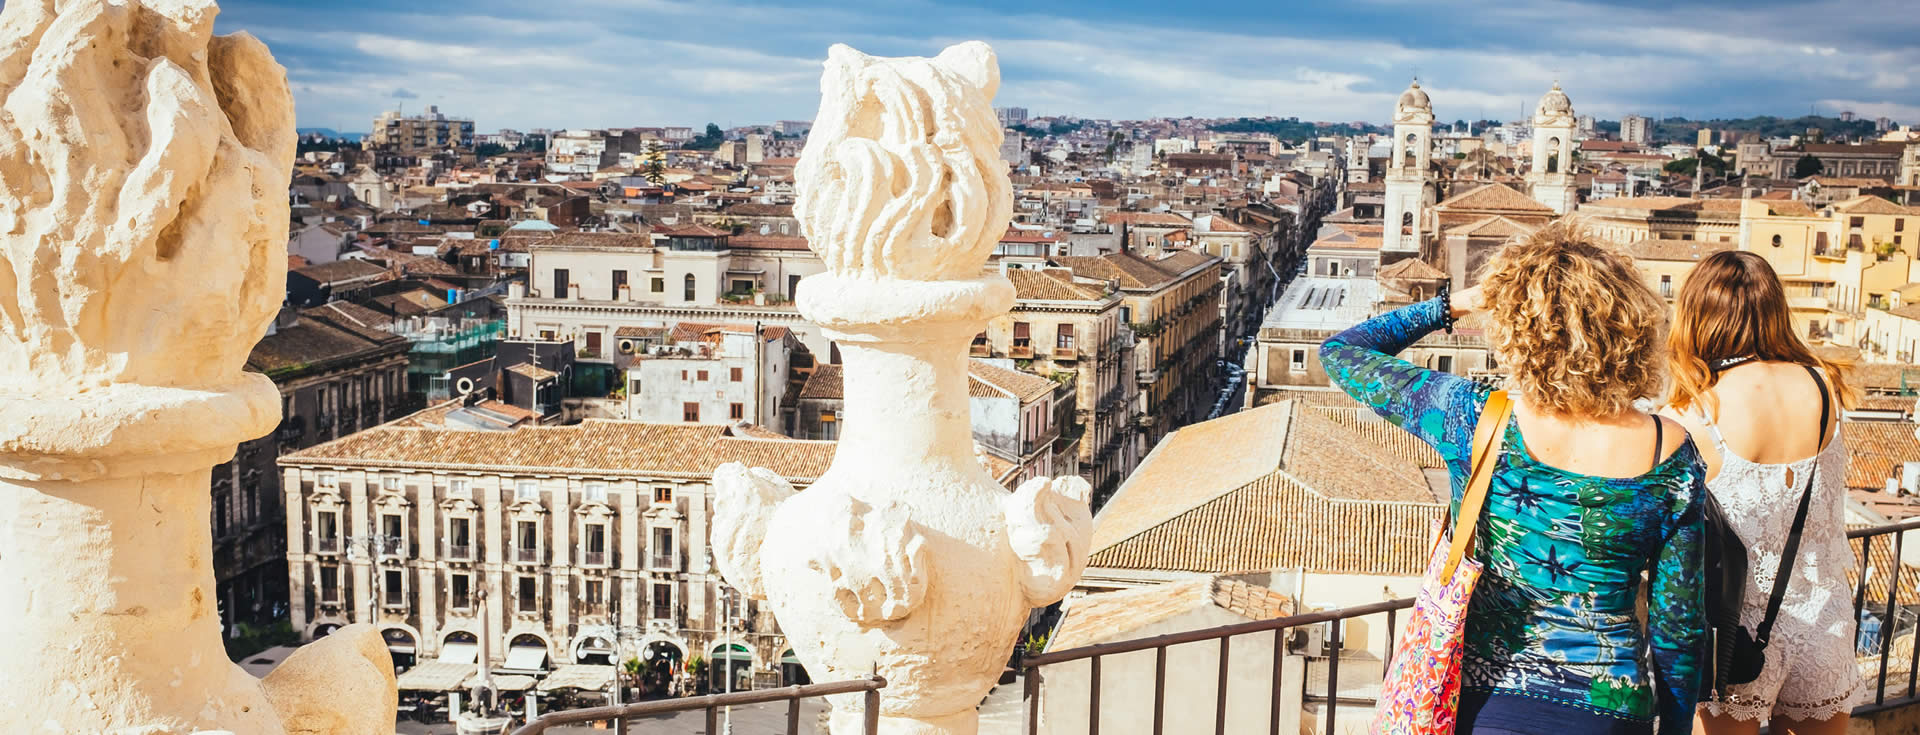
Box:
left=474, top=142, right=508, bottom=158
left=642, top=142, right=668, bottom=185
left=1793, top=154, right=1825, bottom=178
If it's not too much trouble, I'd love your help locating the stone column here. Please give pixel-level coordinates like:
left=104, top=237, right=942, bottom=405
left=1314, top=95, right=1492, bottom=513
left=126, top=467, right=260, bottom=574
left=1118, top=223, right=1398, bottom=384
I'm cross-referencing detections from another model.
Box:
left=0, top=1, right=394, bottom=733
left=710, top=42, right=1093, bottom=735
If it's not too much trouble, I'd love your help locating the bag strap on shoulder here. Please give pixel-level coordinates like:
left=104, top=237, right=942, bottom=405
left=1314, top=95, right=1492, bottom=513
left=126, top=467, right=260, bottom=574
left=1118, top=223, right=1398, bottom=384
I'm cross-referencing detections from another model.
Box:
left=1755, top=365, right=1832, bottom=645
left=1443, top=389, right=1514, bottom=580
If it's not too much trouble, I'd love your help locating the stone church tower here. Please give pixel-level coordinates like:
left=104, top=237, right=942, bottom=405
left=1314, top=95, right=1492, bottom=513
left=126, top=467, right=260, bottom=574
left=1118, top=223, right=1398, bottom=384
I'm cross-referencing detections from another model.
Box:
left=1527, top=82, right=1578, bottom=214
left=1383, top=80, right=1435, bottom=265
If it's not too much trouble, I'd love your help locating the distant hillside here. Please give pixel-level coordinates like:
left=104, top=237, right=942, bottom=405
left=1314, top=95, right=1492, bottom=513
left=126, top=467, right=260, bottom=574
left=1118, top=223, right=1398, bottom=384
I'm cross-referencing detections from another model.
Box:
left=1596, top=115, right=1882, bottom=145
left=1210, top=117, right=1385, bottom=142
left=297, top=128, right=366, bottom=142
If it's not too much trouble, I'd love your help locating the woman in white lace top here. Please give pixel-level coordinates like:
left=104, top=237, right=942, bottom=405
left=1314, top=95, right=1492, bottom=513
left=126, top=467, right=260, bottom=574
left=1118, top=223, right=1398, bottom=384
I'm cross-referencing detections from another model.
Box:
left=1663, top=251, right=1863, bottom=735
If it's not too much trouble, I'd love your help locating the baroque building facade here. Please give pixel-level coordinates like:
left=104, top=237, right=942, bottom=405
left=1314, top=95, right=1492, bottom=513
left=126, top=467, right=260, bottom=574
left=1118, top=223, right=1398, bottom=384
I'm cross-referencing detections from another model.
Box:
left=278, top=419, right=834, bottom=689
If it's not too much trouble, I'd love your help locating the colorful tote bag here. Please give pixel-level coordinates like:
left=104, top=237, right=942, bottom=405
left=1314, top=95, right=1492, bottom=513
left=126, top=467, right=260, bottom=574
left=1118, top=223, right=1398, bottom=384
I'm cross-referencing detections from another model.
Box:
left=1370, top=391, right=1513, bottom=735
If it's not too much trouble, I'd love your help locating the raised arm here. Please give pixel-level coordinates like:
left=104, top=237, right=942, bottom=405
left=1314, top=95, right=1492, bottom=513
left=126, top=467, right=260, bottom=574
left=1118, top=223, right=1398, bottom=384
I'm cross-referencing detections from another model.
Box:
left=1647, top=473, right=1707, bottom=734
left=1318, top=297, right=1485, bottom=495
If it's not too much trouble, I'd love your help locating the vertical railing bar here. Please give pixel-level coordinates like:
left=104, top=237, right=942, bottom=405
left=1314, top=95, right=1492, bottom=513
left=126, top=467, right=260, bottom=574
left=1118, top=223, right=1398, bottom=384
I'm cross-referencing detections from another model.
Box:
left=706, top=705, right=718, bottom=735
left=615, top=715, right=626, bottom=735
left=1270, top=626, right=1286, bottom=735
left=864, top=681, right=881, bottom=735
left=1325, top=619, right=1341, bottom=734
left=1384, top=607, right=1398, bottom=672
left=1025, top=667, right=1041, bottom=735
left=1880, top=528, right=1904, bottom=704
left=1855, top=535, right=1873, bottom=638
left=1089, top=655, right=1103, bottom=735
left=787, top=692, right=801, bottom=735
left=1215, top=636, right=1231, bottom=735
left=1153, top=646, right=1167, bottom=735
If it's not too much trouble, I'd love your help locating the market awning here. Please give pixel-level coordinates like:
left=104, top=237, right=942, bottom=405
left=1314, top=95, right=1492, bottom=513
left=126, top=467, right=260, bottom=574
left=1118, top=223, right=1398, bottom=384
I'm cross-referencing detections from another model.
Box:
left=710, top=644, right=751, bottom=662
left=537, top=664, right=616, bottom=692
left=500, top=645, right=549, bottom=673
left=438, top=642, right=479, bottom=664
left=466, top=672, right=537, bottom=691
left=396, top=661, right=476, bottom=692
left=780, top=651, right=801, bottom=665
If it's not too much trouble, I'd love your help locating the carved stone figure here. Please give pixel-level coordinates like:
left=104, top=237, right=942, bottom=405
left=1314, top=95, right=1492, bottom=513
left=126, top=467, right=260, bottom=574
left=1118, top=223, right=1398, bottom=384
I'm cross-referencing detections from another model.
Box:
left=0, top=1, right=394, bottom=732
left=711, top=42, right=1093, bottom=735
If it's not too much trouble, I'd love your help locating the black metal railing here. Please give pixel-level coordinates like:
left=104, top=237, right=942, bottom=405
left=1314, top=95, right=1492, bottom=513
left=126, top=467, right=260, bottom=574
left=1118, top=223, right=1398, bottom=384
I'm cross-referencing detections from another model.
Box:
left=1019, top=598, right=1411, bottom=735
left=1849, top=518, right=1920, bottom=714
left=1015, top=518, right=1920, bottom=734
left=509, top=676, right=887, bottom=735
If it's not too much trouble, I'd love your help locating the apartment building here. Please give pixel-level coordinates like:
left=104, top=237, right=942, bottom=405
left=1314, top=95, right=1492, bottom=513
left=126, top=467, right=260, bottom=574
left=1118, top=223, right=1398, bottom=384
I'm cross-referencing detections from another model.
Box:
left=279, top=419, right=834, bottom=691
left=214, top=304, right=411, bottom=632
left=971, top=267, right=1139, bottom=501
left=505, top=229, right=834, bottom=358
left=625, top=323, right=805, bottom=430
left=1053, top=250, right=1223, bottom=450
left=368, top=106, right=475, bottom=155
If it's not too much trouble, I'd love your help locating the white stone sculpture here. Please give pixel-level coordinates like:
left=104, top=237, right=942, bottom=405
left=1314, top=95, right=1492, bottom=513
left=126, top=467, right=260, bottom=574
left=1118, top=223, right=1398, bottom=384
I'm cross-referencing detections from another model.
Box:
left=711, top=42, right=1093, bottom=735
left=0, top=1, right=394, bottom=733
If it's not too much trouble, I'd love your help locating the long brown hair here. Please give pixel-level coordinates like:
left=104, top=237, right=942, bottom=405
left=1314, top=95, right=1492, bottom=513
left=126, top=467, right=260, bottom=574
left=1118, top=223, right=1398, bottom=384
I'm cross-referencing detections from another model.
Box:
left=1668, top=250, right=1856, bottom=417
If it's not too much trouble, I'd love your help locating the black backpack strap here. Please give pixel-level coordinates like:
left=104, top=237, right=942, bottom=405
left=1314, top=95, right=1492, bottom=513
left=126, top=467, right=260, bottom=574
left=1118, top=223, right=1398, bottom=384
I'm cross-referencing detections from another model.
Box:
left=1755, top=365, right=1831, bottom=645
left=1651, top=415, right=1664, bottom=473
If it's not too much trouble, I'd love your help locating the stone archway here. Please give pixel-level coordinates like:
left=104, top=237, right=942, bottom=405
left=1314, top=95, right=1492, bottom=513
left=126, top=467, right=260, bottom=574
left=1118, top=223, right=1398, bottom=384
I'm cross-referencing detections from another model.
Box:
left=381, top=626, right=419, bottom=671
left=570, top=634, right=616, bottom=666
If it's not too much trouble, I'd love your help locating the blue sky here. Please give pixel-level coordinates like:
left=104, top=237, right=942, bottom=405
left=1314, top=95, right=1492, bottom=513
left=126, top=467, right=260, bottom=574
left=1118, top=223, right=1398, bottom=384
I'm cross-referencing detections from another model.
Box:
left=209, top=0, right=1920, bottom=133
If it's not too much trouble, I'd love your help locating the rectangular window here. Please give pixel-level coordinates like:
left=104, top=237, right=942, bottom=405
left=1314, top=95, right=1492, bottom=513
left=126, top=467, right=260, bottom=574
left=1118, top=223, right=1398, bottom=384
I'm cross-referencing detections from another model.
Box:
left=612, top=269, right=628, bottom=299
left=682, top=402, right=700, bottom=422
left=651, top=582, right=673, bottom=620
left=584, top=482, right=607, bottom=504
left=730, top=367, right=743, bottom=382
left=586, top=524, right=607, bottom=555
left=1056, top=323, right=1075, bottom=349
left=1012, top=322, right=1031, bottom=351
left=651, top=277, right=665, bottom=293
left=585, top=331, right=602, bottom=355
left=653, top=486, right=673, bottom=505
left=316, top=510, right=339, bottom=552
left=517, top=520, right=538, bottom=563
left=730, top=403, right=744, bottom=421
left=1289, top=349, right=1306, bottom=373
left=1437, top=355, right=1454, bottom=374
left=319, top=565, right=339, bottom=603
left=381, top=513, right=404, bottom=555
left=450, top=573, right=471, bottom=610
left=517, top=576, right=537, bottom=613
left=516, top=480, right=539, bottom=500
left=1852, top=217, right=1866, bottom=229
left=585, top=579, right=604, bottom=612
left=553, top=268, right=570, bottom=299
left=448, top=478, right=470, bottom=497
left=449, top=517, right=472, bottom=559
left=383, top=476, right=401, bottom=491
left=820, top=408, right=837, bottom=423
left=730, top=279, right=753, bottom=294
left=1659, top=275, right=1673, bottom=298
left=1897, top=219, right=1907, bottom=232
left=384, top=569, right=404, bottom=606
left=652, top=527, right=675, bottom=569
left=697, top=370, right=709, bottom=381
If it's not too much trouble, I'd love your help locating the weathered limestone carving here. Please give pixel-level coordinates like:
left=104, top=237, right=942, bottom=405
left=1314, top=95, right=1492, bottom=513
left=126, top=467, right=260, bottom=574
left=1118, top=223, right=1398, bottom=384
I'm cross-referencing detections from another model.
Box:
left=0, top=1, right=395, bottom=733
left=712, top=42, right=1093, bottom=735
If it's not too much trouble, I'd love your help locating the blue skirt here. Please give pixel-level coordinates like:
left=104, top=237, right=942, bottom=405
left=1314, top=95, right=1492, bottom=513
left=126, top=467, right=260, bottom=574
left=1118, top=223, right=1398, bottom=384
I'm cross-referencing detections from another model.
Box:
left=1457, top=689, right=1654, bottom=735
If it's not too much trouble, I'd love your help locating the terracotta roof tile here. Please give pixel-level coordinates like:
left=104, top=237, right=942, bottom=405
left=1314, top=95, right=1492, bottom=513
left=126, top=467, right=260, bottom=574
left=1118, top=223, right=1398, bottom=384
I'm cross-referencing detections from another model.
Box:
left=800, top=364, right=843, bottom=400
left=1092, top=401, right=1294, bottom=552
left=1445, top=215, right=1538, bottom=239
left=1007, top=268, right=1102, bottom=301
left=1833, top=196, right=1913, bottom=216
left=1620, top=237, right=1736, bottom=262
left=968, top=360, right=1059, bottom=403
left=1843, top=421, right=1920, bottom=492
left=282, top=419, right=836, bottom=481
left=1436, top=183, right=1555, bottom=213
left=1283, top=404, right=1437, bottom=502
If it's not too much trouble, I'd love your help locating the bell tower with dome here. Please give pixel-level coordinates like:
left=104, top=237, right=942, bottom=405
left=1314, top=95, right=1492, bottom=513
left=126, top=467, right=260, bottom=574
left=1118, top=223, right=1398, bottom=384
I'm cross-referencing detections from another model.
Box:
left=1528, top=82, right=1578, bottom=214
left=1383, top=79, right=1435, bottom=264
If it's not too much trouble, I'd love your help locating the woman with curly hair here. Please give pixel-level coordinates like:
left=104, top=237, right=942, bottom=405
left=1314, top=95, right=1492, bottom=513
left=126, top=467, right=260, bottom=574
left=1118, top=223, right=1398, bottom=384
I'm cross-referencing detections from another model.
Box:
left=1661, top=251, right=1862, bottom=735
left=1321, top=220, right=1706, bottom=735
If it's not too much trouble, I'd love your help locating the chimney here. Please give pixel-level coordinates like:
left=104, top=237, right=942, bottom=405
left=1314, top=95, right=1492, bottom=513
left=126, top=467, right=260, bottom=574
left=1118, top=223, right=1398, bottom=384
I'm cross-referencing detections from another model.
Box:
left=1887, top=477, right=1901, bottom=495
left=1903, top=462, right=1920, bottom=495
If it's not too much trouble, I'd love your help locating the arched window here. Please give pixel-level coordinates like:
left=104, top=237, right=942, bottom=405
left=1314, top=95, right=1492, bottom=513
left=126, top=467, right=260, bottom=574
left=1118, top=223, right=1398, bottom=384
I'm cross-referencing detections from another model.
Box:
left=683, top=274, right=696, bottom=301
left=1402, top=212, right=1414, bottom=229
left=1546, top=153, right=1560, bottom=174
left=1404, top=149, right=1416, bottom=168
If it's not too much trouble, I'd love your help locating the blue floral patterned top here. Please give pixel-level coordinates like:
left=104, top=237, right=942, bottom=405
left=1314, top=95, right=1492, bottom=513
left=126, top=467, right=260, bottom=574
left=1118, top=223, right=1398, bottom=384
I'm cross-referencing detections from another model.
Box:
left=1320, top=298, right=1706, bottom=734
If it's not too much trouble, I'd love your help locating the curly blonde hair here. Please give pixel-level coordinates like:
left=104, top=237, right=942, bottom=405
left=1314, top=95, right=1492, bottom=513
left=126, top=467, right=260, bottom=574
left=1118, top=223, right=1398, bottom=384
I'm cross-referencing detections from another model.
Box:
left=1479, top=218, right=1670, bottom=417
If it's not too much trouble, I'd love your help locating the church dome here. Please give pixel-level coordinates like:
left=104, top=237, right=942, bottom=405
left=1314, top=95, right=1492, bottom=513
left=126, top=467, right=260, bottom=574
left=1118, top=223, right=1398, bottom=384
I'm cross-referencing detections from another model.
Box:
left=1534, top=82, right=1574, bottom=125
left=1397, top=80, right=1431, bottom=112
left=1395, top=80, right=1434, bottom=123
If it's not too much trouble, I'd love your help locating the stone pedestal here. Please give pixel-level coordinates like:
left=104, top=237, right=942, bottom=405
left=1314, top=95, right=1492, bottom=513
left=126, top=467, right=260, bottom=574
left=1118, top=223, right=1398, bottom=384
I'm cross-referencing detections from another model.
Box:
left=710, top=42, right=1092, bottom=735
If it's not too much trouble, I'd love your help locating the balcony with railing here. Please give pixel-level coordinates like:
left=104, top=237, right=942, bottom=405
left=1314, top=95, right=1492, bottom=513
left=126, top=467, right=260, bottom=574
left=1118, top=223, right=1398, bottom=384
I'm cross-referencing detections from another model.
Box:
left=1012, top=518, right=1920, bottom=735
left=446, top=544, right=472, bottom=561
left=515, top=546, right=539, bottom=564
left=582, top=550, right=607, bottom=567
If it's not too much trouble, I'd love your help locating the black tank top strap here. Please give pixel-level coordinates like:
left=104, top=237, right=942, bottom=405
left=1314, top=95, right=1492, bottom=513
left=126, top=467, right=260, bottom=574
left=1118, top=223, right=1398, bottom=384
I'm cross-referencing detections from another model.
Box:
left=1651, top=413, right=1664, bottom=473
